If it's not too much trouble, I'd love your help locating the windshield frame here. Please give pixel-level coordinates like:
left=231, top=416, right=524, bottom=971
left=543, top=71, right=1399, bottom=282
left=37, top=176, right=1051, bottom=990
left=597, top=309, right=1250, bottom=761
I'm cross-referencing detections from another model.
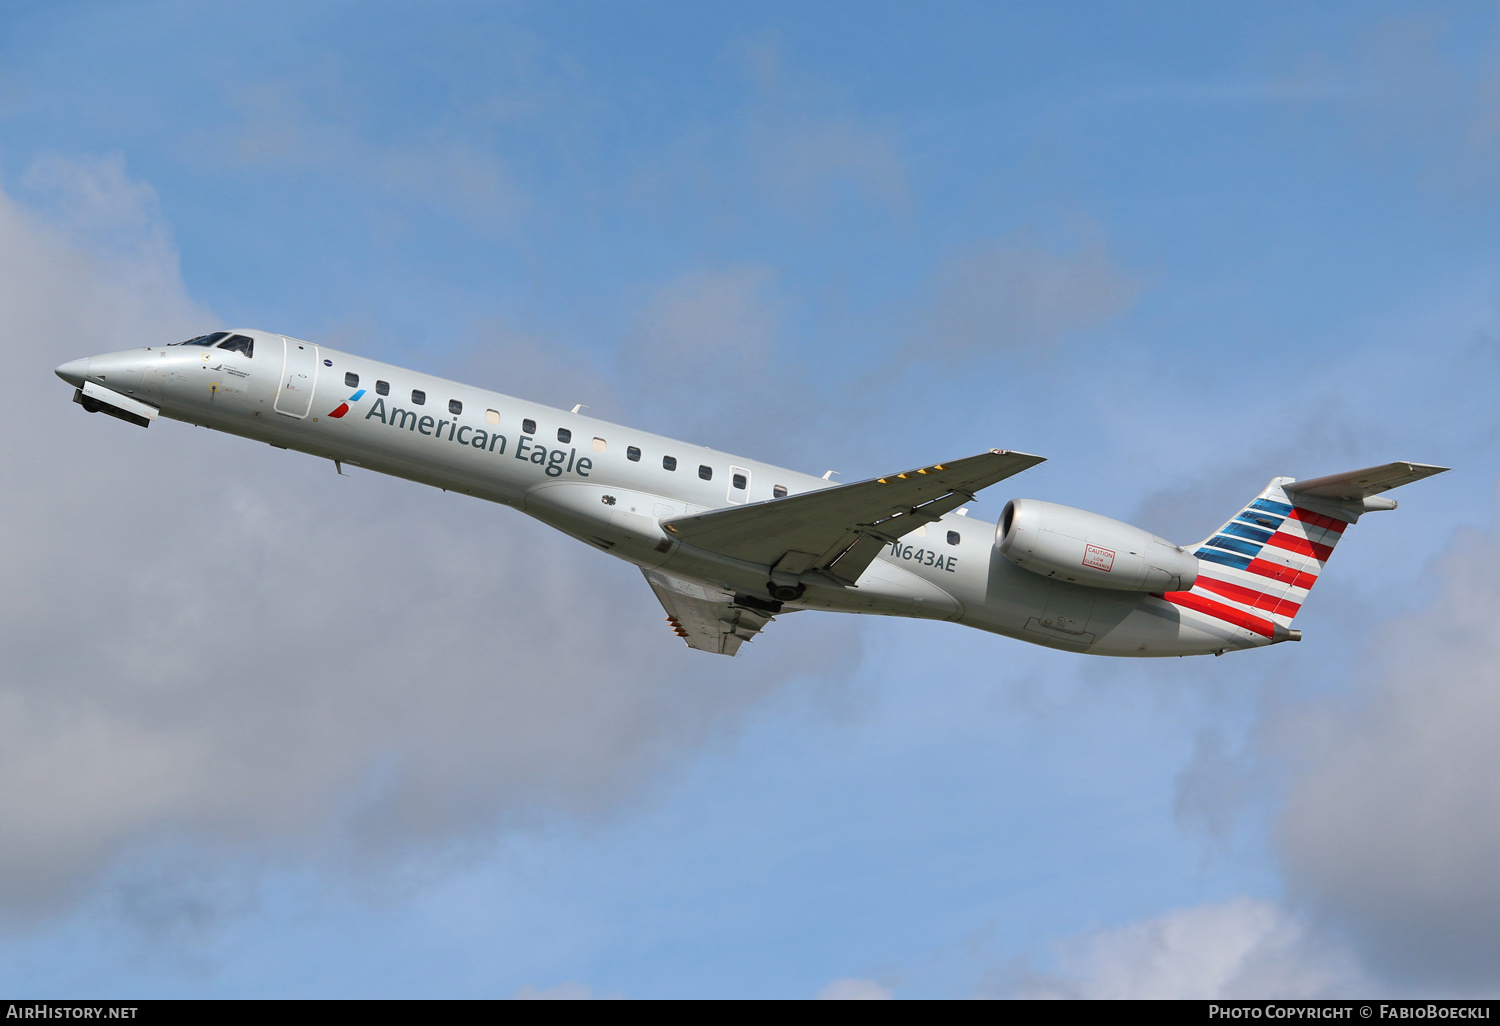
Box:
left=215, top=334, right=254, bottom=357
left=170, top=332, right=229, bottom=347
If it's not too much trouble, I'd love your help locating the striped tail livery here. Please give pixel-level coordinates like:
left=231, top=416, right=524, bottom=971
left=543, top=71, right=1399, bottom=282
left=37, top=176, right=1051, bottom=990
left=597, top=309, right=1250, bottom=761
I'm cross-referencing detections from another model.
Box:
left=1164, top=462, right=1447, bottom=645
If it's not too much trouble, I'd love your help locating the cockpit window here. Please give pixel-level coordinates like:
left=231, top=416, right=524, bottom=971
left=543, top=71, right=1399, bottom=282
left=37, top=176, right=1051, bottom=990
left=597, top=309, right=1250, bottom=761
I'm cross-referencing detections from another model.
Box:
left=171, top=332, right=228, bottom=347
left=216, top=334, right=254, bottom=357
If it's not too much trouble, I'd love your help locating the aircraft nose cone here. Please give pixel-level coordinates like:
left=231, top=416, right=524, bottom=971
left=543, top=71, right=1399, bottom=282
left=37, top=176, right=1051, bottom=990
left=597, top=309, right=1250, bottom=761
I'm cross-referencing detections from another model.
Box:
left=55, top=358, right=90, bottom=388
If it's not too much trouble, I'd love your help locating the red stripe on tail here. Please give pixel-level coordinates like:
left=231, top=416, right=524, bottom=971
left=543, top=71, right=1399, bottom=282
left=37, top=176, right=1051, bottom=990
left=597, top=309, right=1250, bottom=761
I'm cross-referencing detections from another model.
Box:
left=1163, top=592, right=1276, bottom=638
left=1194, top=576, right=1302, bottom=618
left=1289, top=507, right=1347, bottom=534
left=1265, top=533, right=1335, bottom=561
left=1244, top=558, right=1318, bottom=590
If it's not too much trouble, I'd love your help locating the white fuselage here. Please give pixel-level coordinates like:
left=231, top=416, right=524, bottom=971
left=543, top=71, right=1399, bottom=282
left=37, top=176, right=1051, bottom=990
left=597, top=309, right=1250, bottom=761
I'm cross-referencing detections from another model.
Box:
left=59, top=330, right=1268, bottom=658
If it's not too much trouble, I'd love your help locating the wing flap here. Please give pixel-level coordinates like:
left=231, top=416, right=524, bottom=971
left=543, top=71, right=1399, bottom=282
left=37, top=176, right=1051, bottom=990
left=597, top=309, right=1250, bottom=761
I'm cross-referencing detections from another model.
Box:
left=643, top=568, right=776, bottom=656
left=662, top=448, right=1044, bottom=585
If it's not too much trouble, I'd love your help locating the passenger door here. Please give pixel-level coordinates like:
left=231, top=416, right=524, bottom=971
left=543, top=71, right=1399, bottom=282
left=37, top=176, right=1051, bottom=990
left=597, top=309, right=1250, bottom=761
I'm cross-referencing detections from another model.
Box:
left=273, top=337, right=319, bottom=418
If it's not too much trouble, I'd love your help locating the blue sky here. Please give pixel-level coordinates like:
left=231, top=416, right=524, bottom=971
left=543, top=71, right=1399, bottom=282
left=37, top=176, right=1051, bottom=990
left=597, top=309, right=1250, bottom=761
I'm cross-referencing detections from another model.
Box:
left=2, top=0, right=1499, bottom=998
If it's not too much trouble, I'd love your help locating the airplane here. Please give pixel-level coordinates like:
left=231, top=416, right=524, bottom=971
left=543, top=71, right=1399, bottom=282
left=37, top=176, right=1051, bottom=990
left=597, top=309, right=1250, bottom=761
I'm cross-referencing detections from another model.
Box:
left=55, top=329, right=1447, bottom=658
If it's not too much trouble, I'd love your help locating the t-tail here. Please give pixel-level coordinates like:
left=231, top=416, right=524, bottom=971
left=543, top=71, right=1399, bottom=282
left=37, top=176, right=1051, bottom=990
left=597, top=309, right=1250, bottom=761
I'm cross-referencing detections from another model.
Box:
left=1164, top=462, right=1448, bottom=646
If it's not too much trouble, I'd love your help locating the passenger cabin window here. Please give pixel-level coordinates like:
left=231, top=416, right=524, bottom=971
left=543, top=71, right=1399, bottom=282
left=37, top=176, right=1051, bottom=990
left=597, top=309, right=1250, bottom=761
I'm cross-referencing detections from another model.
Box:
left=627, top=446, right=641, bottom=462
left=662, top=456, right=677, bottom=471
left=411, top=390, right=426, bottom=406
left=773, top=485, right=788, bottom=498
left=732, top=473, right=747, bottom=490
left=449, top=399, right=462, bottom=415
left=217, top=335, right=254, bottom=357
left=522, top=418, right=536, bottom=435
left=557, top=428, right=572, bottom=444
left=173, top=332, right=228, bottom=347
left=376, top=380, right=389, bottom=396
left=592, top=437, right=607, bottom=453
left=947, top=531, right=961, bottom=546
left=699, top=465, right=713, bottom=481
left=485, top=409, right=500, bottom=425
left=344, top=372, right=359, bottom=388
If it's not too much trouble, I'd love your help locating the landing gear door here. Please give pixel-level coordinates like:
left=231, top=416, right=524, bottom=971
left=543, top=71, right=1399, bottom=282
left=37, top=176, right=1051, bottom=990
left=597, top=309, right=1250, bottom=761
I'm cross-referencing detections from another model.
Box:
left=274, top=337, right=319, bottom=418
left=727, top=466, right=750, bottom=505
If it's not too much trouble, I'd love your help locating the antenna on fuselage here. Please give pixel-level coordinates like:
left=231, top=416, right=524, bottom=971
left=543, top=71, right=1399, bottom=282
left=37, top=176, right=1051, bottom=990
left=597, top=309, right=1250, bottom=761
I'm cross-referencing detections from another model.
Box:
left=572, top=404, right=588, bottom=414
left=822, top=470, right=840, bottom=480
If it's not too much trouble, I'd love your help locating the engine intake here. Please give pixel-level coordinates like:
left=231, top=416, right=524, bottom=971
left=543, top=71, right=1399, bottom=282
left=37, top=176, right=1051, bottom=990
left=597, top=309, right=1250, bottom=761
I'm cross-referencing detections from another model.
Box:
left=999, top=499, right=1197, bottom=592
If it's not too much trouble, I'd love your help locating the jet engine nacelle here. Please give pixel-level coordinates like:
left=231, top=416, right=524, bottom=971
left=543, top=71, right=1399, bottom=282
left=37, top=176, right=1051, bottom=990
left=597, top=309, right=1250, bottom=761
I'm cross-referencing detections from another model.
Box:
left=998, top=499, right=1198, bottom=592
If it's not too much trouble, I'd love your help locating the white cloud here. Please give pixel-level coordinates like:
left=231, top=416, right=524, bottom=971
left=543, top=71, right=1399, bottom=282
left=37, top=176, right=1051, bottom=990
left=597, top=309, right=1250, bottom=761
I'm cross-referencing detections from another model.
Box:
left=0, top=158, right=860, bottom=920
left=1277, top=500, right=1500, bottom=986
left=20, top=153, right=171, bottom=260
left=816, top=977, right=893, bottom=1000
left=1010, top=898, right=1367, bottom=999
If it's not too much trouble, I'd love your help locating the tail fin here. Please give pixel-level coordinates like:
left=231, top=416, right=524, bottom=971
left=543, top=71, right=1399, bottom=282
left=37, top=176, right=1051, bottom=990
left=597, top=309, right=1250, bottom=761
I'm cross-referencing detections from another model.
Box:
left=1165, top=462, right=1448, bottom=643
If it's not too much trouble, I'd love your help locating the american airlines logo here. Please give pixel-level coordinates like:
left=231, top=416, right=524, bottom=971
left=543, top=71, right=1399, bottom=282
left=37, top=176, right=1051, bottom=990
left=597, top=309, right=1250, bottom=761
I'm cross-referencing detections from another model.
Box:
left=327, top=389, right=365, bottom=418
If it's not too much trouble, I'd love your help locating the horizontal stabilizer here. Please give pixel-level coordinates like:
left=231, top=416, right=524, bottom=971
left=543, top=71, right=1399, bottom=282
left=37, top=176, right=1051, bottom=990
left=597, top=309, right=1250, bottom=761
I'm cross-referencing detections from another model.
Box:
left=1284, top=462, right=1448, bottom=501
left=661, top=448, right=1045, bottom=586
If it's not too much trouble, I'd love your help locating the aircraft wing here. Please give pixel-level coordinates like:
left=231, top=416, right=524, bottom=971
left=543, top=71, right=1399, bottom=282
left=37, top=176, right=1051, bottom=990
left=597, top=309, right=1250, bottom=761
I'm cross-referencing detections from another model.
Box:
left=661, top=448, right=1045, bottom=586
left=642, top=568, right=776, bottom=656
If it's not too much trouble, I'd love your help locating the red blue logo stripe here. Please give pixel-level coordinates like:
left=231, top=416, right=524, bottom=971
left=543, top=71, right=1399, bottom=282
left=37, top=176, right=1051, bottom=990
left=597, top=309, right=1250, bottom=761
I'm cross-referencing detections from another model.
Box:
left=327, top=388, right=366, bottom=419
